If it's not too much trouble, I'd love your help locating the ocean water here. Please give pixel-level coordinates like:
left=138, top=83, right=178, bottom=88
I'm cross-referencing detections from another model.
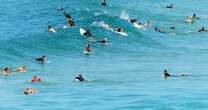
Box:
left=1, top=0, right=208, bottom=109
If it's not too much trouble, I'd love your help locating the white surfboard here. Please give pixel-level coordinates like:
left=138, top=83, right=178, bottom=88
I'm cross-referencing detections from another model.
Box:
left=83, top=50, right=91, bottom=55
left=80, top=28, right=86, bottom=36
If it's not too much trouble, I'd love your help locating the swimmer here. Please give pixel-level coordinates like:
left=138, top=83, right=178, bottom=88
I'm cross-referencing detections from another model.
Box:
left=67, top=18, right=75, bottom=27
left=35, top=55, right=46, bottom=63
left=83, top=29, right=92, bottom=37
left=75, top=74, right=86, bottom=82
left=63, top=12, right=72, bottom=19
left=97, top=37, right=108, bottom=44
left=162, top=69, right=189, bottom=79
left=24, top=88, right=38, bottom=95
left=101, top=0, right=107, bottom=6
left=166, top=4, right=174, bottom=9
left=57, top=6, right=65, bottom=11
left=31, top=76, right=41, bottom=83
left=2, top=67, right=11, bottom=76
left=154, top=27, right=164, bottom=33
left=85, top=44, right=91, bottom=53
left=15, top=66, right=26, bottom=73
left=198, top=27, right=208, bottom=32
left=48, top=25, right=56, bottom=33
left=143, top=21, right=152, bottom=28
left=170, top=24, right=175, bottom=30
left=192, top=13, right=199, bottom=20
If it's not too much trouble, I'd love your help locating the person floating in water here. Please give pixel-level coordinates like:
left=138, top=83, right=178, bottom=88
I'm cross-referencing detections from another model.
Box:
left=15, top=66, right=26, bottom=73
left=24, top=88, right=38, bottom=95
left=170, top=24, right=175, bottom=30
left=192, top=13, right=199, bottom=20
left=166, top=4, right=174, bottom=9
left=97, top=37, right=108, bottom=44
left=35, top=55, right=46, bottom=63
left=31, top=76, right=41, bottom=83
left=162, top=69, right=188, bottom=79
left=48, top=26, right=56, bottom=33
left=57, top=6, right=65, bottom=11
left=198, top=27, right=208, bottom=32
left=154, top=27, right=165, bottom=33
left=2, top=67, right=11, bottom=76
left=101, top=0, right=107, bottom=6
left=85, top=44, right=91, bottom=53
left=75, top=74, right=86, bottom=82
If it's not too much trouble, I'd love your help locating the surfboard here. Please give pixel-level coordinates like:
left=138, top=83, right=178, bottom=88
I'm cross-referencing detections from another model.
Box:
left=83, top=50, right=91, bottom=55
left=80, top=28, right=86, bottom=36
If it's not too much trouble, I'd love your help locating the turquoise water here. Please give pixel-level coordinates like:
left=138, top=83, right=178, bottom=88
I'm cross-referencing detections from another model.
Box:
left=1, top=0, right=208, bottom=109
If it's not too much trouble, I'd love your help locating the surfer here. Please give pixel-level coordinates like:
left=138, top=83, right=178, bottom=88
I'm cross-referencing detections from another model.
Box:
left=83, top=30, right=92, bottom=37
left=63, top=12, right=72, bottom=19
left=2, top=67, right=11, bottom=76
left=67, top=18, right=75, bottom=27
left=57, top=6, right=65, bottom=11
left=114, top=28, right=123, bottom=32
left=15, top=66, right=26, bottom=73
left=198, top=27, right=208, bottom=32
left=85, top=44, right=91, bottom=53
left=185, top=16, right=194, bottom=23
left=143, top=21, right=151, bottom=28
left=48, top=26, right=56, bottom=33
left=162, top=69, right=189, bottom=79
left=75, top=74, right=86, bottom=82
left=31, top=76, right=41, bottom=83
left=166, top=4, right=174, bottom=9
left=192, top=13, right=199, bottom=20
left=24, top=88, right=38, bottom=95
left=154, top=27, right=165, bottom=33
left=170, top=24, right=175, bottom=30
left=35, top=55, right=46, bottom=63
left=101, top=0, right=107, bottom=6
left=97, top=37, right=108, bottom=44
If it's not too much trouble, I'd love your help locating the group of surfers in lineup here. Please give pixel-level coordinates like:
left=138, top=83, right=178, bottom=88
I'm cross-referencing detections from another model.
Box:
left=2, top=1, right=198, bottom=95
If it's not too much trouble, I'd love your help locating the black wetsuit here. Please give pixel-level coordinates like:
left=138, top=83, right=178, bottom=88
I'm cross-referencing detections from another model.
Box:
left=64, top=12, right=72, bottom=19
left=98, top=40, right=106, bottom=43
left=35, top=57, right=45, bottom=62
left=67, top=19, right=75, bottom=26
left=75, top=76, right=85, bottom=82
left=164, top=72, right=171, bottom=77
left=84, top=30, right=92, bottom=37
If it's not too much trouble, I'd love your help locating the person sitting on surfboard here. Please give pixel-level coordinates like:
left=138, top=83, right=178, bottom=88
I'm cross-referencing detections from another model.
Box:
left=35, top=55, right=46, bottom=63
left=75, top=74, right=86, bottom=82
left=101, top=0, right=107, bottom=6
left=48, top=26, right=56, bottom=33
left=166, top=4, right=174, bottom=9
left=97, top=37, right=108, bottom=44
left=198, top=27, right=208, bottom=32
left=162, top=69, right=188, bottom=79
left=85, top=44, right=91, bottom=52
